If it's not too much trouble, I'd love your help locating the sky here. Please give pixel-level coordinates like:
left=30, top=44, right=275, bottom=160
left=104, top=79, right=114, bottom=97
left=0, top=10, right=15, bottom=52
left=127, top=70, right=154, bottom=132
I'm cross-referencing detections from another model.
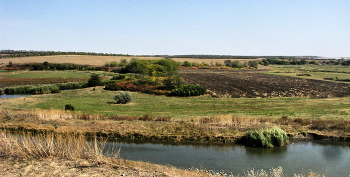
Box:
left=1, top=0, right=349, bottom=57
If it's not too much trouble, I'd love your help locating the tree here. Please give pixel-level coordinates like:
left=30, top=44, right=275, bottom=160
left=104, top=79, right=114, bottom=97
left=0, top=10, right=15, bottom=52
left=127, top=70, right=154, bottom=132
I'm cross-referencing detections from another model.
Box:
left=7, top=61, right=13, bottom=67
left=248, top=61, right=259, bottom=68
left=87, top=74, right=102, bottom=87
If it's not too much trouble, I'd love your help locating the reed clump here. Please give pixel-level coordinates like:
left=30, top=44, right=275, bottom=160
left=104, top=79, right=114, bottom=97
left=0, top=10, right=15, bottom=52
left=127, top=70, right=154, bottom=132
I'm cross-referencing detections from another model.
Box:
left=4, top=82, right=85, bottom=94
left=244, top=127, right=289, bottom=148
left=0, top=130, right=108, bottom=160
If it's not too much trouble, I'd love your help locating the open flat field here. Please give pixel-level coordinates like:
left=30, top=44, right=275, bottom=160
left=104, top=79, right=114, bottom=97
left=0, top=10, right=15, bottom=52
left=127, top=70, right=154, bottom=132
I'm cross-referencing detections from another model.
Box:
left=1, top=86, right=350, bottom=120
left=0, top=55, right=259, bottom=67
left=0, top=71, right=91, bottom=87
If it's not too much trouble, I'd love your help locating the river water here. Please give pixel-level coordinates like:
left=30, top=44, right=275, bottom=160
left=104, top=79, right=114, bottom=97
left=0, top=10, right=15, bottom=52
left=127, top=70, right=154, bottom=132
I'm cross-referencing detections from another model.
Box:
left=0, top=93, right=32, bottom=99
left=0, top=89, right=76, bottom=99
left=105, top=141, right=350, bottom=176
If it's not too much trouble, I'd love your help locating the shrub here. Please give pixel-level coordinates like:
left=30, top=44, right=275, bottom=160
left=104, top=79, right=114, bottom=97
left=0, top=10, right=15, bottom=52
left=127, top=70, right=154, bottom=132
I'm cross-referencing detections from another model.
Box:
left=65, top=104, right=75, bottom=111
left=296, top=73, right=312, bottom=76
left=111, top=74, right=127, bottom=80
left=114, top=91, right=132, bottom=104
left=105, top=82, right=120, bottom=91
left=169, top=85, right=206, bottom=97
left=161, top=76, right=185, bottom=90
left=87, top=74, right=102, bottom=87
left=244, top=127, right=289, bottom=147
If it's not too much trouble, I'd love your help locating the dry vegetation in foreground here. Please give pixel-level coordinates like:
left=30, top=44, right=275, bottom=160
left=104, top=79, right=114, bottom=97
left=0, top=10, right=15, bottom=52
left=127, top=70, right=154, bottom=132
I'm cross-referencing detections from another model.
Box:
left=0, top=130, right=214, bottom=177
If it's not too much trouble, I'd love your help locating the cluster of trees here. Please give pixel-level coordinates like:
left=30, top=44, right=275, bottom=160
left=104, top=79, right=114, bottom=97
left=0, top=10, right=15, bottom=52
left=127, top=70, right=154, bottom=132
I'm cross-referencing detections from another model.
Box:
left=340, top=60, right=350, bottom=66
left=5, top=61, right=105, bottom=71
left=223, top=60, right=258, bottom=68
left=260, top=58, right=350, bottom=66
left=118, top=58, right=178, bottom=77
left=260, top=58, right=308, bottom=66
left=0, top=50, right=128, bottom=58
left=1, top=50, right=318, bottom=61
left=140, top=55, right=316, bottom=60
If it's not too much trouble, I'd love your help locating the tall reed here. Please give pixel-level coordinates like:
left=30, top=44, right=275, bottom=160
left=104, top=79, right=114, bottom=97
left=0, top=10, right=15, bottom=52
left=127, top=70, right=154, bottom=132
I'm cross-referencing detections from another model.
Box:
left=0, top=130, right=108, bottom=160
left=244, top=127, right=289, bottom=147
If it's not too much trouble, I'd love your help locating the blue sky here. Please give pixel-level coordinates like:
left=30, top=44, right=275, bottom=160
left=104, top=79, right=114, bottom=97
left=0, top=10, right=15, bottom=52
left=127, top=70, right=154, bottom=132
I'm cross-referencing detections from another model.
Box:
left=1, top=0, right=349, bottom=57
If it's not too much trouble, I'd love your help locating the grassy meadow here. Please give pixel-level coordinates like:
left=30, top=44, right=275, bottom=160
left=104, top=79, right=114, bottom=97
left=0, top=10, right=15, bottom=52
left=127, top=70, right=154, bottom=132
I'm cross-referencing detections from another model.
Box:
left=4, top=86, right=350, bottom=120
left=267, top=65, right=350, bottom=82
left=1, top=58, right=350, bottom=142
left=0, top=70, right=91, bottom=79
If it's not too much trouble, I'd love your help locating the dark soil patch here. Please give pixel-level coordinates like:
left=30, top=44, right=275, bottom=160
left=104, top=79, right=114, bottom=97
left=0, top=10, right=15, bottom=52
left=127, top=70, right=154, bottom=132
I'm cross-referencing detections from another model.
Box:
left=179, top=69, right=350, bottom=98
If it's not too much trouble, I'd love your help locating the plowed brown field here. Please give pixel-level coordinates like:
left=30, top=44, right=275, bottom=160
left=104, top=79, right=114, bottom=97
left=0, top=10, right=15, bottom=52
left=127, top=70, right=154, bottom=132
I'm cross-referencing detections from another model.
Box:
left=179, top=69, right=350, bottom=98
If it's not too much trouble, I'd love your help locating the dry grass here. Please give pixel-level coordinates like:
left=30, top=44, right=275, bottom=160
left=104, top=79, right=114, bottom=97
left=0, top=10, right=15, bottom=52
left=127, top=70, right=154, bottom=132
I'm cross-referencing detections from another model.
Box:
left=193, top=114, right=274, bottom=132
left=0, top=55, right=261, bottom=67
left=0, top=129, right=215, bottom=176
left=2, top=109, right=350, bottom=142
left=0, top=130, right=107, bottom=160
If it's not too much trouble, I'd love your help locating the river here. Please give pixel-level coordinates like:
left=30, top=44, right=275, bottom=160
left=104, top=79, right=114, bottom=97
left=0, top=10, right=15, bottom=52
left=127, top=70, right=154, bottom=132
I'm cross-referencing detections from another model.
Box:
left=105, top=141, right=350, bottom=176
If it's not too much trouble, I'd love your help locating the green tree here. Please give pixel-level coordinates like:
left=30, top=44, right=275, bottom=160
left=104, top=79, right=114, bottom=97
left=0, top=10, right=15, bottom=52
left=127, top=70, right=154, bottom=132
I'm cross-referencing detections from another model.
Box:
left=248, top=61, right=259, bottom=68
left=87, top=74, right=102, bottom=87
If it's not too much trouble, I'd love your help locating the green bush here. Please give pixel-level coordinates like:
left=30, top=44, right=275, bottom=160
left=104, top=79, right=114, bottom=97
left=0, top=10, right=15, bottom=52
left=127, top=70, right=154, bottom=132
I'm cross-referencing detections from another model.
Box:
left=169, top=85, right=206, bottom=97
left=296, top=73, right=312, bottom=76
left=244, top=127, right=289, bottom=147
left=114, top=91, right=132, bottom=104
left=65, top=104, right=75, bottom=111
left=111, top=74, right=127, bottom=80
left=105, top=82, right=120, bottom=91
left=87, top=74, right=102, bottom=87
left=161, top=76, right=185, bottom=90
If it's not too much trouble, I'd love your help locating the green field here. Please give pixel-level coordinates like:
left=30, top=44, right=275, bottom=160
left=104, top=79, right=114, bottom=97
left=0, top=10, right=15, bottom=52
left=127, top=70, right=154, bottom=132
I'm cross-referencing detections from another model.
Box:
left=267, top=65, right=350, bottom=82
left=0, top=70, right=92, bottom=79
left=10, top=87, right=349, bottom=120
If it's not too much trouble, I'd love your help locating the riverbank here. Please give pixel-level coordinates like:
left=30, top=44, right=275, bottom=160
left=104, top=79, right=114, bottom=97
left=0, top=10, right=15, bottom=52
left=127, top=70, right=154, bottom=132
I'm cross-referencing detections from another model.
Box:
left=1, top=108, right=349, bottom=144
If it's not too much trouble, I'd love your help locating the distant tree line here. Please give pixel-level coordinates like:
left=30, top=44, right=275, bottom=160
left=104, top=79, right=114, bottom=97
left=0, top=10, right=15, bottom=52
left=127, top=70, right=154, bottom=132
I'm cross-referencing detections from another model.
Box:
left=260, top=58, right=350, bottom=66
left=260, top=58, right=308, bottom=66
left=140, top=55, right=316, bottom=60
left=0, top=50, right=129, bottom=58
left=1, top=50, right=319, bottom=61
left=3, top=61, right=107, bottom=71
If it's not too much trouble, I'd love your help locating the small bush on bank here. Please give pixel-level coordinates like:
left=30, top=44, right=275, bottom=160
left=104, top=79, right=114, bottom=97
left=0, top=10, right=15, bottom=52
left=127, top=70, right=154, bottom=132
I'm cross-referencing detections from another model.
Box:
left=244, top=127, right=289, bottom=147
left=65, top=104, right=75, bottom=111
left=114, top=91, right=132, bottom=104
left=57, top=82, right=85, bottom=90
left=169, top=85, right=206, bottom=97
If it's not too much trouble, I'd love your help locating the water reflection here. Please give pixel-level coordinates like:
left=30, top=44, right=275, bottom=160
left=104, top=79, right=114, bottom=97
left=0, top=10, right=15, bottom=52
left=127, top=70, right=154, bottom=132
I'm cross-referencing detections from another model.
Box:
left=0, top=94, right=32, bottom=99
left=245, top=146, right=287, bottom=157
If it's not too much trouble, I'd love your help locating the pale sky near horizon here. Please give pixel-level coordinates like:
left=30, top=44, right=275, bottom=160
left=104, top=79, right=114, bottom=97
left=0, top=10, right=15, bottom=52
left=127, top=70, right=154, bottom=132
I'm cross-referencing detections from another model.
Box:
left=1, top=0, right=349, bottom=57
